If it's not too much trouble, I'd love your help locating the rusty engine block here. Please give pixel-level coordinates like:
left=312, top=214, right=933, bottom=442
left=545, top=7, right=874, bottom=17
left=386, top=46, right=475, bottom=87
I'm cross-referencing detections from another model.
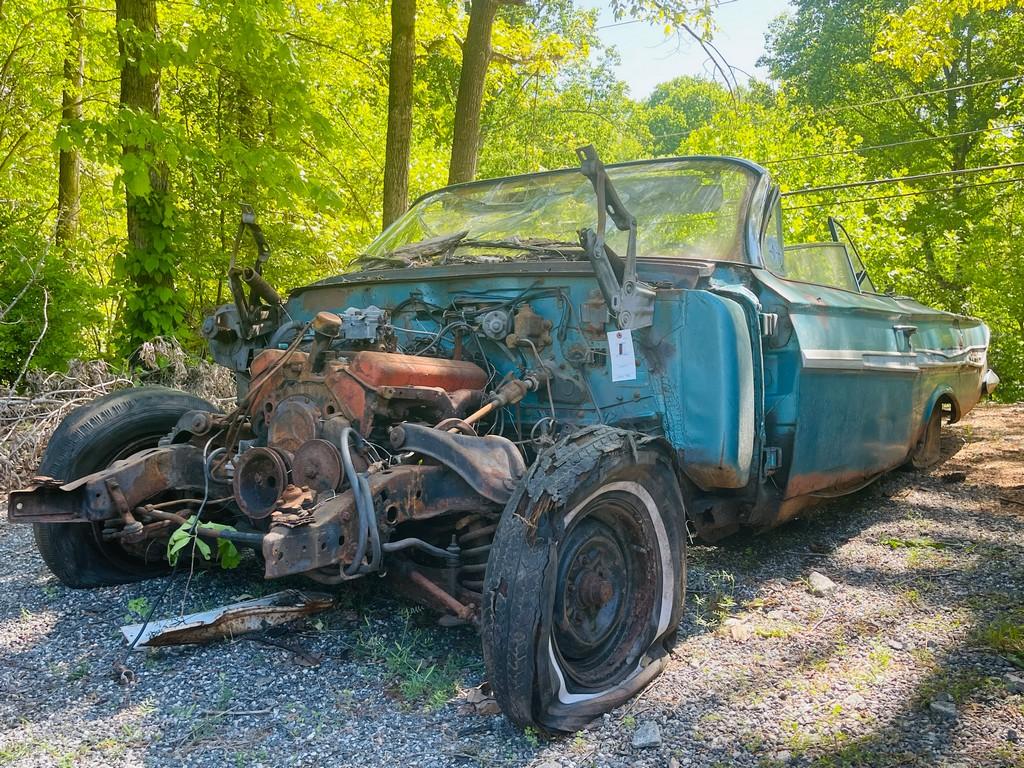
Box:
left=11, top=308, right=538, bottom=620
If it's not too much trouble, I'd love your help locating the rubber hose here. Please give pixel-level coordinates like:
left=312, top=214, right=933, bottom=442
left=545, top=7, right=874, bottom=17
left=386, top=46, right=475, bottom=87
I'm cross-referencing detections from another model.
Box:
left=359, top=472, right=382, bottom=571
left=338, top=427, right=369, bottom=576
left=382, top=538, right=459, bottom=561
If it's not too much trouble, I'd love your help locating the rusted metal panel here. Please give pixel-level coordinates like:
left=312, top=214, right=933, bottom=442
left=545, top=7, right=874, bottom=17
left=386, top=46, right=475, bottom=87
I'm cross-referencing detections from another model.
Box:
left=120, top=590, right=334, bottom=646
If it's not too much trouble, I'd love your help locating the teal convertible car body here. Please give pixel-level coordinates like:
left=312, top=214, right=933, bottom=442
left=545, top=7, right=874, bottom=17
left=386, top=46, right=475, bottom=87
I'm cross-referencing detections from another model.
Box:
left=12, top=147, right=996, bottom=731
left=284, top=148, right=995, bottom=539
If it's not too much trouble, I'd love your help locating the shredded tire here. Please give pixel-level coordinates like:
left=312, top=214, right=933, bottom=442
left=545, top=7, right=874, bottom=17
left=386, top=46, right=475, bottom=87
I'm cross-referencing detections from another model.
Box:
left=32, top=386, right=216, bottom=588
left=482, top=427, right=686, bottom=731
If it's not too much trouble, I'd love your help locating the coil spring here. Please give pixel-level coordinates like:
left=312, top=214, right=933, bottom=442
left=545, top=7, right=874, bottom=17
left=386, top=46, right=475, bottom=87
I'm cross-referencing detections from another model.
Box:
left=455, top=515, right=497, bottom=596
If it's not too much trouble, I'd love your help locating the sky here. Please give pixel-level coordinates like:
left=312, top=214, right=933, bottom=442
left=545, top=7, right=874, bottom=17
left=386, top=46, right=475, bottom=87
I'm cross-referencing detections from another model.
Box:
left=581, top=0, right=794, bottom=98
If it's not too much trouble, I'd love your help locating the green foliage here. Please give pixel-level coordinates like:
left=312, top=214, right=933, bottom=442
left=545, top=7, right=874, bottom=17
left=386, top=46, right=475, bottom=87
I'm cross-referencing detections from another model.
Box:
left=0, top=0, right=1022, bottom=397
left=355, top=608, right=467, bottom=709
left=167, top=517, right=242, bottom=569
left=125, top=596, right=152, bottom=622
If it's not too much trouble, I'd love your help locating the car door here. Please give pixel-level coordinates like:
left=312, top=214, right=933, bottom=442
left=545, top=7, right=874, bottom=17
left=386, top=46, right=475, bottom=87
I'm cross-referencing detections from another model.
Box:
left=760, top=236, right=919, bottom=499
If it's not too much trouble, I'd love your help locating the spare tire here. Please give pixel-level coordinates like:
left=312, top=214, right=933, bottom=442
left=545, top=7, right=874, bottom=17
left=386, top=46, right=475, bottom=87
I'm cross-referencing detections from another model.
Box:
left=32, top=386, right=217, bottom=588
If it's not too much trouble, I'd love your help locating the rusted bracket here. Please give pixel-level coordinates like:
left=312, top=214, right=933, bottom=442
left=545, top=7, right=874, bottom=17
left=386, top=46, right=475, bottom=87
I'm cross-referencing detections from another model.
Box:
left=8, top=445, right=227, bottom=523
left=577, top=144, right=656, bottom=330
left=389, top=423, right=526, bottom=504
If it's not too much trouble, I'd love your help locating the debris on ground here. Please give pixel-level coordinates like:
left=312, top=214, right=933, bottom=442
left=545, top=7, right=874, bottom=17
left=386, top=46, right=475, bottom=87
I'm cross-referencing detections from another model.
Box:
left=631, top=721, right=662, bottom=749
left=0, top=339, right=233, bottom=491
left=806, top=569, right=837, bottom=596
left=119, top=590, right=334, bottom=647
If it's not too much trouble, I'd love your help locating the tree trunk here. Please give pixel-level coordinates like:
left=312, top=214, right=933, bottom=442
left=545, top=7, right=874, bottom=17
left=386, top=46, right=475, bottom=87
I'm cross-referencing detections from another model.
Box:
left=382, top=0, right=416, bottom=228
left=115, top=0, right=177, bottom=346
left=448, top=0, right=498, bottom=185
left=56, top=0, right=83, bottom=248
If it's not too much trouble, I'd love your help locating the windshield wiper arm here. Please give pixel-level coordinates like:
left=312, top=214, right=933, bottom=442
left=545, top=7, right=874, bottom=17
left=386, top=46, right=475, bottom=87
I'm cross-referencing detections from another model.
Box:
left=459, top=238, right=584, bottom=257
left=576, top=144, right=655, bottom=330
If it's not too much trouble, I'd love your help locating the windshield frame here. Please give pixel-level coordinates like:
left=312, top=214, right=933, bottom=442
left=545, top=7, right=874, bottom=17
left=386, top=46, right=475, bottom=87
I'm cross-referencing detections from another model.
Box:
left=370, top=155, right=772, bottom=267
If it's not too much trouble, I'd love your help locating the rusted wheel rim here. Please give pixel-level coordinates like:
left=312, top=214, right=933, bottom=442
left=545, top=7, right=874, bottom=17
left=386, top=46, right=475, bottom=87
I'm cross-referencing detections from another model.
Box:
left=551, top=492, right=656, bottom=690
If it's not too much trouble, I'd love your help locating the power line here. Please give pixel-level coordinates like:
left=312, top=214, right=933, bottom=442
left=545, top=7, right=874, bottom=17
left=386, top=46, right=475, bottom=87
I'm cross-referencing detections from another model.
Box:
left=648, top=73, right=1024, bottom=142
left=784, top=176, right=1024, bottom=210
left=818, top=74, right=1024, bottom=115
left=781, top=161, right=1024, bottom=197
left=764, top=123, right=1024, bottom=165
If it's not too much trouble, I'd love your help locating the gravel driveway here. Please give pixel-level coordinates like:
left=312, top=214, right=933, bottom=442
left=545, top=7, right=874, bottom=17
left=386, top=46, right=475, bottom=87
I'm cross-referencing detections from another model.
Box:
left=0, top=403, right=1022, bottom=768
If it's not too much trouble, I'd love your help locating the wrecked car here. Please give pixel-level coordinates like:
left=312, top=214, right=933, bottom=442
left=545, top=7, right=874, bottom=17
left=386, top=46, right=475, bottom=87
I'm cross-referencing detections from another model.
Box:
left=9, top=146, right=997, bottom=731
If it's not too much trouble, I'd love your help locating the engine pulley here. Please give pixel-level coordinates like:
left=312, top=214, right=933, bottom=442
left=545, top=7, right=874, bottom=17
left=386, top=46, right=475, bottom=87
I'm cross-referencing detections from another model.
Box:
left=292, top=439, right=343, bottom=493
left=233, top=446, right=289, bottom=520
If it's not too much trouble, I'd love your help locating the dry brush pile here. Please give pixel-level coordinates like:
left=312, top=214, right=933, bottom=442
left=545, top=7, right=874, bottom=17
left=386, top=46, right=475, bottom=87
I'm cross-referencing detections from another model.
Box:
left=0, top=339, right=235, bottom=493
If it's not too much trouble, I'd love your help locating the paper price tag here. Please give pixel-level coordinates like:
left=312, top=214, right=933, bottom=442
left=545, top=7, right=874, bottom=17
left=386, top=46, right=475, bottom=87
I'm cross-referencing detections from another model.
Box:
left=607, top=329, right=637, bottom=382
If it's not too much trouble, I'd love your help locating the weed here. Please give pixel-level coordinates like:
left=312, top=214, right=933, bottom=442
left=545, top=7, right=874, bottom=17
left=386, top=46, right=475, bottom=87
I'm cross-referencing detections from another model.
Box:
left=119, top=723, right=143, bottom=742
left=67, top=659, right=90, bottom=682
left=124, top=597, right=151, bottom=623
left=916, top=668, right=995, bottom=706
left=0, top=742, right=33, bottom=762
left=523, top=726, right=541, bottom=747
left=978, top=615, right=1024, bottom=667
left=358, top=608, right=465, bottom=710
left=692, top=569, right=737, bottom=627
left=755, top=620, right=802, bottom=639
left=901, top=588, right=922, bottom=608
left=881, top=536, right=945, bottom=550
left=622, top=714, right=637, bottom=729
left=867, top=644, right=893, bottom=676
left=739, top=730, right=764, bottom=752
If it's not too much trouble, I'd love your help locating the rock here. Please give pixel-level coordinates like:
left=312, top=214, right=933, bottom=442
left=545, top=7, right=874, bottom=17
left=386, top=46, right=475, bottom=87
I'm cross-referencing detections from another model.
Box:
left=929, top=697, right=957, bottom=720
left=632, top=721, right=662, bottom=749
left=843, top=692, right=866, bottom=709
left=1008, top=729, right=1020, bottom=743
left=888, top=639, right=904, bottom=650
left=1005, top=673, right=1024, bottom=695
left=669, top=758, right=680, bottom=768
left=728, top=621, right=753, bottom=642
left=807, top=571, right=837, bottom=596
left=775, top=749, right=792, bottom=763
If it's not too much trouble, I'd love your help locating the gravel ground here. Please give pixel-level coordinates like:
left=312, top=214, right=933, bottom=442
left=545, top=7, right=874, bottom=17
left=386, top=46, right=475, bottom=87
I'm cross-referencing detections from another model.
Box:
left=0, top=402, right=1022, bottom=768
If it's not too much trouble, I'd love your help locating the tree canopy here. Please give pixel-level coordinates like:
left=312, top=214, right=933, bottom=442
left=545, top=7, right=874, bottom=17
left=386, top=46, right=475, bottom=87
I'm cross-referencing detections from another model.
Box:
left=1, top=0, right=1022, bottom=398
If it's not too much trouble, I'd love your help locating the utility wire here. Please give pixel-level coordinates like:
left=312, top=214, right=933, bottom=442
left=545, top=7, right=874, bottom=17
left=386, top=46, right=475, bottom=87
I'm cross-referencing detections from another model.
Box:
left=784, top=176, right=1024, bottom=211
left=764, top=123, right=1024, bottom=166
left=648, top=73, right=1024, bottom=142
left=816, top=74, right=1024, bottom=115
left=781, top=161, right=1024, bottom=197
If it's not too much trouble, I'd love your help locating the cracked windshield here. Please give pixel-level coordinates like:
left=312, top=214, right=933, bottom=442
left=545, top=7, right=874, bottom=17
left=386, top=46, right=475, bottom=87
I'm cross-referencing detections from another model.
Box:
left=365, top=159, right=757, bottom=266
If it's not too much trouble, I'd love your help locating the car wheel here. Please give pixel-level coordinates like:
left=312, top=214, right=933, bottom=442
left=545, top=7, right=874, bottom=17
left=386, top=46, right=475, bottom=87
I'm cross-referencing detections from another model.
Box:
left=908, top=404, right=943, bottom=470
left=482, top=429, right=685, bottom=731
left=32, top=386, right=218, bottom=588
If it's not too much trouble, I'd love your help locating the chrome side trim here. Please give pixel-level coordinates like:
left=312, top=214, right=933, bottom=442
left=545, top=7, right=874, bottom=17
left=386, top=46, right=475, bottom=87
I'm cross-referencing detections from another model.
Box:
left=802, top=346, right=985, bottom=372
left=802, top=349, right=919, bottom=372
